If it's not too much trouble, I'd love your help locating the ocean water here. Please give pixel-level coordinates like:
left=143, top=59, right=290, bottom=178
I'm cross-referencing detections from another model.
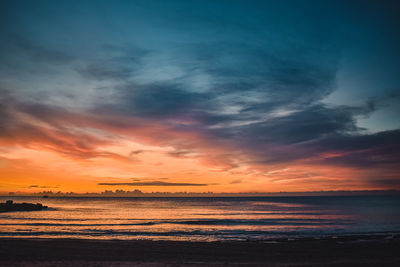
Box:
left=0, top=195, right=399, bottom=241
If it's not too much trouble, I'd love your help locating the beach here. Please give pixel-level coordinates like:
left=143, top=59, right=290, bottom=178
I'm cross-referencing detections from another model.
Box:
left=1, top=235, right=399, bottom=266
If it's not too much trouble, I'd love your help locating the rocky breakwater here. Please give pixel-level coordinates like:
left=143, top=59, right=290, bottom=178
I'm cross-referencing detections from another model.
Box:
left=0, top=200, right=48, bottom=212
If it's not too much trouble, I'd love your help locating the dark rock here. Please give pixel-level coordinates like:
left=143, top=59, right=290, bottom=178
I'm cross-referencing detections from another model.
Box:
left=0, top=200, right=48, bottom=213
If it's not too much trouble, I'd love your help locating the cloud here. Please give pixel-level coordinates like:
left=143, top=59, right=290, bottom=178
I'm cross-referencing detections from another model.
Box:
left=76, top=63, right=132, bottom=81
left=129, top=150, right=147, bottom=155
left=98, top=181, right=209, bottom=186
left=110, top=82, right=213, bottom=119
left=313, top=130, right=400, bottom=168
left=4, top=34, right=74, bottom=65
left=74, top=46, right=149, bottom=81
left=28, top=185, right=58, bottom=189
left=0, top=92, right=130, bottom=161
left=369, top=179, right=400, bottom=188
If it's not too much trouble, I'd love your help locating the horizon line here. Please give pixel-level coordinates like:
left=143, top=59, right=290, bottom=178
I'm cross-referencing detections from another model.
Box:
left=1, top=189, right=399, bottom=197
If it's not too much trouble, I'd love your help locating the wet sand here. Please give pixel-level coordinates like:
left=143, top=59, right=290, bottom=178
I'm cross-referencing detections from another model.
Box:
left=0, top=235, right=399, bottom=266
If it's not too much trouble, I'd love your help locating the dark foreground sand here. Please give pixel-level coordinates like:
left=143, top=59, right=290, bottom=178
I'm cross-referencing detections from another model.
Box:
left=0, top=235, right=399, bottom=266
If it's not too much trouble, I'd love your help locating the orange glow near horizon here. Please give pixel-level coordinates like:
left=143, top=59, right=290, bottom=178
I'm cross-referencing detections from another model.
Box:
left=0, top=131, right=394, bottom=194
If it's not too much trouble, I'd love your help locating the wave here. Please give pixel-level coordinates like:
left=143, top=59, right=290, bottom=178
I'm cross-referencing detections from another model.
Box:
left=0, top=229, right=336, bottom=237
left=0, top=229, right=398, bottom=240
left=0, top=212, right=332, bottom=221
left=0, top=218, right=353, bottom=227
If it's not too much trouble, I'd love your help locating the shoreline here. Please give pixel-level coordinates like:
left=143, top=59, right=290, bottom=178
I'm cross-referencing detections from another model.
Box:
left=1, top=235, right=399, bottom=266
left=1, top=231, right=399, bottom=241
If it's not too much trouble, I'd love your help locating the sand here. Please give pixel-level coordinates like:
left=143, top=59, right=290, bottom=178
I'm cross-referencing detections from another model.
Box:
left=0, top=235, right=399, bottom=266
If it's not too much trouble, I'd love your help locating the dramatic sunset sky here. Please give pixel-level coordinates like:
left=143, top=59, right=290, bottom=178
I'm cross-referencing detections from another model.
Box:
left=0, top=0, right=399, bottom=193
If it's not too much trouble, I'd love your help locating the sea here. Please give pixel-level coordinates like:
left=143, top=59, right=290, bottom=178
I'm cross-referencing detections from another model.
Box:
left=1, top=195, right=399, bottom=241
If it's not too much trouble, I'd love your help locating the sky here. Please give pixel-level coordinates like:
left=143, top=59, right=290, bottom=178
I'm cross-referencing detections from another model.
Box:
left=0, top=0, right=400, bottom=193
